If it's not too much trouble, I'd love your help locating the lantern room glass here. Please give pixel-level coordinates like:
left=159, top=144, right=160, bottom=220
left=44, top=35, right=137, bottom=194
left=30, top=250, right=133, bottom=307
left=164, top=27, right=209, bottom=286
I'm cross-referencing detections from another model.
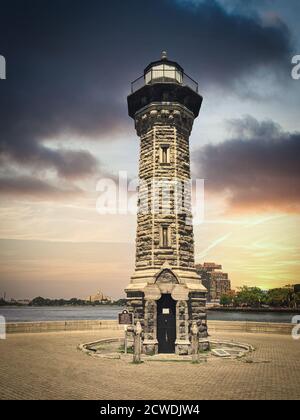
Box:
left=145, top=64, right=183, bottom=85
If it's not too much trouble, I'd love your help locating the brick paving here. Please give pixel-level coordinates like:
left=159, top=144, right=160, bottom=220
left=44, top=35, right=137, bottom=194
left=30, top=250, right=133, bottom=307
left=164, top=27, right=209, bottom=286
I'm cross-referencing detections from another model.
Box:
left=0, top=330, right=299, bottom=400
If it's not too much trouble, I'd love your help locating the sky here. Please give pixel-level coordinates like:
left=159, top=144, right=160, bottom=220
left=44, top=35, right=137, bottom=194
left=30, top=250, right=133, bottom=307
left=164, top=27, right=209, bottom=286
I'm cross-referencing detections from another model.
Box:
left=0, top=0, right=299, bottom=299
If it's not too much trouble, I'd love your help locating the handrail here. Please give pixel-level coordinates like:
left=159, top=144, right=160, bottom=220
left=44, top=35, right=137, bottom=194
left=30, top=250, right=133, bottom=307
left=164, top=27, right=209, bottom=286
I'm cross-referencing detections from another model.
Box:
left=131, top=70, right=198, bottom=93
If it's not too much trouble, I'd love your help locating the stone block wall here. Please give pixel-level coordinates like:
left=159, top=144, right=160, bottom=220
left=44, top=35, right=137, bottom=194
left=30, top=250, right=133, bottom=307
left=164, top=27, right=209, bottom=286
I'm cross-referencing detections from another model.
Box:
left=134, top=103, right=197, bottom=272
left=5, top=319, right=294, bottom=335
left=126, top=292, right=145, bottom=328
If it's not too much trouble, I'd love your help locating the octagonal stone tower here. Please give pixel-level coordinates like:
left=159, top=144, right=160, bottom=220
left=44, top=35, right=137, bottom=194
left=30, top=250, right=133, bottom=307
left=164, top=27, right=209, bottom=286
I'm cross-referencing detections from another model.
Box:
left=126, top=53, right=207, bottom=355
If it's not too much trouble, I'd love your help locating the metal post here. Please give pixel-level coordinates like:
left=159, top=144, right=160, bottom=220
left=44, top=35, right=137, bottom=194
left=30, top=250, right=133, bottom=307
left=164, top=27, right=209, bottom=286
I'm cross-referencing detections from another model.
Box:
left=133, top=321, right=142, bottom=363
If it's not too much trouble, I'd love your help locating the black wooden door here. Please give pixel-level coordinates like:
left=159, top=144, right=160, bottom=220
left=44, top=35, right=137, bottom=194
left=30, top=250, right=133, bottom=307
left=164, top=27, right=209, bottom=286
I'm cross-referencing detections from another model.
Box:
left=157, top=294, right=176, bottom=353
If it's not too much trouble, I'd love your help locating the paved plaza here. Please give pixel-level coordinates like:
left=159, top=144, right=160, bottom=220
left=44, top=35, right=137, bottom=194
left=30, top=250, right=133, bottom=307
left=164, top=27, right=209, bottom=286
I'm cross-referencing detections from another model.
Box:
left=0, top=330, right=299, bottom=400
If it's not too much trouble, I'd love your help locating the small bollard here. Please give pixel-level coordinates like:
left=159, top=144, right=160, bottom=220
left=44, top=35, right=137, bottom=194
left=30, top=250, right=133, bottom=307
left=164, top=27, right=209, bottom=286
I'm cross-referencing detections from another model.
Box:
left=133, top=321, right=142, bottom=363
left=191, top=321, right=199, bottom=363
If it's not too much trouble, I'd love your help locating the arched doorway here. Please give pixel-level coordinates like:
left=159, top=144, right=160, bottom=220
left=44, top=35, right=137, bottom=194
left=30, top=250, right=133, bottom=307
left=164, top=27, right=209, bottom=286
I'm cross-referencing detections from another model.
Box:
left=157, top=294, right=176, bottom=353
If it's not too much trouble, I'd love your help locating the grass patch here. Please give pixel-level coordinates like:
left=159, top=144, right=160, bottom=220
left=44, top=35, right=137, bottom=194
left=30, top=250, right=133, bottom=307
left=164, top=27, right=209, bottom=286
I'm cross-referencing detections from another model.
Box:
left=118, top=344, right=134, bottom=354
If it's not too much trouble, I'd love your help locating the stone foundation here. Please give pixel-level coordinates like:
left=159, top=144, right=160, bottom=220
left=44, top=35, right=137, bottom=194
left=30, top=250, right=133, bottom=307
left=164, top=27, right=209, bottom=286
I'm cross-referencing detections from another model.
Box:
left=126, top=275, right=208, bottom=354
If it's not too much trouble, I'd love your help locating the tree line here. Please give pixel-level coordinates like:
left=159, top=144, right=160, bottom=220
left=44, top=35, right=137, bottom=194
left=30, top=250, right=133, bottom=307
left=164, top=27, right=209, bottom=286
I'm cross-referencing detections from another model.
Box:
left=0, top=296, right=127, bottom=307
left=220, top=286, right=300, bottom=308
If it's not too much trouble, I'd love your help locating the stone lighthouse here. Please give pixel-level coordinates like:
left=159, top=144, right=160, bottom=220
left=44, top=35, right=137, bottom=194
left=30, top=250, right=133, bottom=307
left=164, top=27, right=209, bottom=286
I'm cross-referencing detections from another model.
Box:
left=126, top=52, right=207, bottom=355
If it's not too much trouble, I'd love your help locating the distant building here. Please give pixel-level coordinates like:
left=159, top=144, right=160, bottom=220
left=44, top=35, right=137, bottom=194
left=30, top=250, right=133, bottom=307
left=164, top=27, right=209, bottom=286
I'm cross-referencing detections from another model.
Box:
left=196, top=263, right=231, bottom=304
left=16, top=299, right=30, bottom=305
left=86, top=290, right=113, bottom=303
left=9, top=299, right=30, bottom=305
left=294, top=284, right=300, bottom=293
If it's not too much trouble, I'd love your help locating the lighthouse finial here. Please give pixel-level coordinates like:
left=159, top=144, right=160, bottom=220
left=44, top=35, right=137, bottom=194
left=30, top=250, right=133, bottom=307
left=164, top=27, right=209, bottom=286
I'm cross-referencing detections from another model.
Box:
left=161, top=50, right=167, bottom=60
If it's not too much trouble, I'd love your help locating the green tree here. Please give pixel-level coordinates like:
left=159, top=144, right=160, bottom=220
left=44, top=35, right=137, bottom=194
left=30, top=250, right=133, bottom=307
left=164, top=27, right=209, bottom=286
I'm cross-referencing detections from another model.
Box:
left=220, top=293, right=233, bottom=306
left=234, top=286, right=266, bottom=307
left=30, top=296, right=47, bottom=306
left=266, top=287, right=291, bottom=307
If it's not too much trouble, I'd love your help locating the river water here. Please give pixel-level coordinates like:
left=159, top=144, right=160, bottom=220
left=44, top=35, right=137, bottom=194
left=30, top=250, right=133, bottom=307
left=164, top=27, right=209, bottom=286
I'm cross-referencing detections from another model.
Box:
left=0, top=306, right=299, bottom=323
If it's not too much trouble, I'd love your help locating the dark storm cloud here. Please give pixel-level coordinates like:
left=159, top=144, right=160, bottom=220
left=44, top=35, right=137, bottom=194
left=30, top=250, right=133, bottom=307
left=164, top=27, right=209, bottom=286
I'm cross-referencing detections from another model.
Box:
left=1, top=141, right=99, bottom=179
left=193, top=115, right=300, bottom=212
left=0, top=0, right=293, bottom=180
left=0, top=176, right=82, bottom=198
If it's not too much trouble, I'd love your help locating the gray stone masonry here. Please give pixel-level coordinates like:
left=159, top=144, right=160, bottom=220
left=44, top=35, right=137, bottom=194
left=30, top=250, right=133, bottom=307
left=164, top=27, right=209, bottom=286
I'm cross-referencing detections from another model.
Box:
left=126, top=100, right=207, bottom=355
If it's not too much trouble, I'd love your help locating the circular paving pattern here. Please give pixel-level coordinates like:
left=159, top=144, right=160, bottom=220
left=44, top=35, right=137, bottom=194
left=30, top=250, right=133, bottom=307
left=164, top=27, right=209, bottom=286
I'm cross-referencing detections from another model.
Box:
left=78, top=337, right=255, bottom=362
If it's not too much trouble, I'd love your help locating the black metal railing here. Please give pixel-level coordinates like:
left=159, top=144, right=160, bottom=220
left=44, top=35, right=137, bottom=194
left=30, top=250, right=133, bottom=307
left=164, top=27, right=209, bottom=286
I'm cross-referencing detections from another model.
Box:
left=131, top=69, right=198, bottom=93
